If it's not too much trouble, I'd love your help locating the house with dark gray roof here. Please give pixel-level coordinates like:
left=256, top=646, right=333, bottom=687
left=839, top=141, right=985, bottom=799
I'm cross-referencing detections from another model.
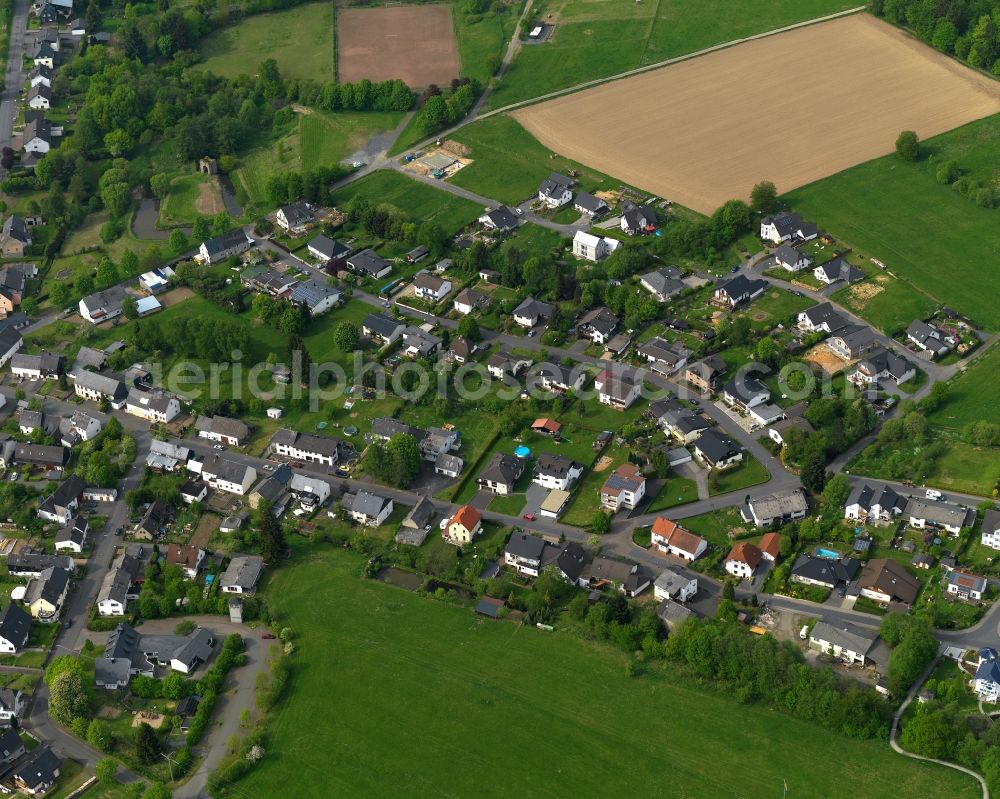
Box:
left=639, top=267, right=685, bottom=302
left=692, top=429, right=742, bottom=470
left=362, top=312, right=405, bottom=345
left=574, top=191, right=609, bottom=215
left=845, top=482, right=908, bottom=524
left=478, top=206, right=519, bottom=232
left=195, top=229, right=253, bottom=264
left=512, top=297, right=553, bottom=327
left=791, top=554, right=860, bottom=589
left=307, top=233, right=349, bottom=263
left=344, top=490, right=393, bottom=527
left=269, top=429, right=342, bottom=467
left=827, top=324, right=879, bottom=361
left=477, top=453, right=525, bottom=495
left=276, top=200, right=315, bottom=234
left=0, top=604, right=31, bottom=654
left=814, top=256, right=864, bottom=285
left=13, top=746, right=61, bottom=795
left=713, top=274, right=767, bottom=308
left=537, top=173, right=574, bottom=208
left=346, top=249, right=391, bottom=279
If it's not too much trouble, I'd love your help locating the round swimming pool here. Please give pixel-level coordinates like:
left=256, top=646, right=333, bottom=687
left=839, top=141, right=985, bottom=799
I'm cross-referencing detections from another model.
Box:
left=514, top=445, right=531, bottom=458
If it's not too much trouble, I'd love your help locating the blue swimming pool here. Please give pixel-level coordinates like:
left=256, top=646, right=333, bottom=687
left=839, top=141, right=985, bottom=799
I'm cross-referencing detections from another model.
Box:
left=514, top=445, right=531, bottom=458
left=815, top=548, right=841, bottom=560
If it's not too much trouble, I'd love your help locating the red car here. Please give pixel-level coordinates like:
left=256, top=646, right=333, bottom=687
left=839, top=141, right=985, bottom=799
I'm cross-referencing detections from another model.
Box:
left=522, top=513, right=535, bottom=521
left=261, top=632, right=276, bottom=640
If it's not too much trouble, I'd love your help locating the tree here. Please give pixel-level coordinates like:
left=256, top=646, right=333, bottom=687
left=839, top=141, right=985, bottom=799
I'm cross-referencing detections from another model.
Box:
left=142, top=784, right=172, bottom=799
left=168, top=229, right=189, bottom=256
left=456, top=316, right=480, bottom=341
left=333, top=321, right=359, bottom=352
left=192, top=216, right=212, bottom=241
left=255, top=500, right=285, bottom=565
left=417, top=221, right=448, bottom=256
left=96, top=758, right=117, bottom=784
left=104, top=129, right=133, bottom=157
left=749, top=180, right=779, bottom=213
left=96, top=257, right=118, bottom=288
left=48, top=671, right=90, bottom=726
left=821, top=473, right=851, bottom=511
left=887, top=619, right=939, bottom=695
left=87, top=719, right=113, bottom=751
left=895, top=130, right=920, bottom=162
left=135, top=722, right=160, bottom=764
left=385, top=433, right=422, bottom=487
left=592, top=510, right=611, bottom=534
left=800, top=448, right=827, bottom=494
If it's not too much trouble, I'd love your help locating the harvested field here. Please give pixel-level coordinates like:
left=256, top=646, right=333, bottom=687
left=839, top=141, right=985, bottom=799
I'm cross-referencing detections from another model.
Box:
left=337, top=5, right=460, bottom=87
left=513, top=15, right=1000, bottom=213
left=195, top=179, right=225, bottom=215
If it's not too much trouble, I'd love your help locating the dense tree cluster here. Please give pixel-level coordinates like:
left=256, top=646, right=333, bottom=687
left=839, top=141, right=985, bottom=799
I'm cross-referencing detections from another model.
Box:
left=362, top=433, right=423, bottom=488
left=129, top=314, right=250, bottom=362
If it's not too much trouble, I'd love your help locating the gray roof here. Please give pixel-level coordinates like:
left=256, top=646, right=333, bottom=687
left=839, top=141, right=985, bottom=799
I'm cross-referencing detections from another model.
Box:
left=640, top=268, right=685, bottom=298
left=791, top=554, right=860, bottom=586
left=533, top=453, right=580, bottom=480
left=0, top=328, right=22, bottom=356
left=402, top=496, right=436, bottom=528
left=72, top=370, right=128, bottom=400
left=38, top=475, right=85, bottom=516
left=278, top=200, right=314, bottom=227
left=98, top=568, right=133, bottom=607
left=716, top=274, right=767, bottom=303
left=1, top=215, right=29, bottom=244
left=201, top=454, right=254, bottom=484
left=14, top=746, right=61, bottom=790
left=810, top=621, right=876, bottom=655
left=478, top=452, right=524, bottom=487
left=505, top=532, right=547, bottom=562
left=371, top=416, right=426, bottom=442
left=346, top=490, right=391, bottom=519
left=513, top=296, right=553, bottom=321
left=201, top=229, right=251, bottom=256
left=25, top=566, right=69, bottom=607
left=194, top=415, right=250, bottom=442
left=984, top=509, right=1000, bottom=534
left=363, top=312, right=404, bottom=338
left=481, top=206, right=518, bottom=230
left=654, top=567, right=692, bottom=596
left=220, top=556, right=264, bottom=592
left=905, top=497, right=970, bottom=528
left=79, top=285, right=128, bottom=318
left=170, top=628, right=216, bottom=669
left=773, top=243, right=806, bottom=266
left=846, top=482, right=907, bottom=516
left=816, top=256, right=863, bottom=283
left=830, top=324, right=877, bottom=353
left=694, top=429, right=740, bottom=464
left=574, top=192, right=608, bottom=213
left=0, top=603, right=30, bottom=649
left=290, top=279, right=340, bottom=311
left=857, top=348, right=913, bottom=381
left=538, top=172, right=574, bottom=197
left=308, top=234, right=349, bottom=260
left=347, top=249, right=390, bottom=276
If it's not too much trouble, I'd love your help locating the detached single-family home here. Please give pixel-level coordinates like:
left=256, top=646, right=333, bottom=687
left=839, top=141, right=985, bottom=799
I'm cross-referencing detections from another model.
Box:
left=0, top=216, right=31, bottom=257
left=638, top=338, right=691, bottom=376
left=36, top=475, right=85, bottom=524
left=797, top=302, right=848, bottom=334
left=578, top=307, right=619, bottom=344
left=345, top=490, right=393, bottom=527
left=827, top=324, right=879, bottom=361
left=486, top=352, right=531, bottom=381
left=200, top=454, right=257, bottom=495
left=401, top=326, right=441, bottom=358
left=725, top=542, right=762, bottom=581
left=54, top=516, right=87, bottom=553
left=269, top=429, right=342, bottom=467
left=24, top=566, right=70, bottom=622
left=790, top=554, right=860, bottom=589
left=905, top=498, right=971, bottom=536
left=125, top=390, right=180, bottom=423
left=195, top=415, right=250, bottom=447
left=600, top=463, right=646, bottom=511
left=503, top=532, right=549, bottom=578
left=582, top=557, right=652, bottom=597
left=478, top=206, right=519, bottom=233
left=976, top=649, right=1000, bottom=703
left=78, top=285, right=128, bottom=324
left=537, top=173, right=574, bottom=208
left=760, top=211, right=817, bottom=244
left=362, top=312, right=405, bottom=345
left=0, top=604, right=30, bottom=654
left=452, top=288, right=489, bottom=316
left=620, top=204, right=655, bottom=236
left=195, top=229, right=253, bottom=264
left=746, top=490, right=808, bottom=527
left=572, top=230, right=618, bottom=262
left=413, top=271, right=452, bottom=302
left=445, top=504, right=482, bottom=544
left=906, top=320, right=954, bottom=358
left=290, top=279, right=341, bottom=315
left=654, top=568, right=698, bottom=603
left=650, top=517, right=706, bottom=561
left=536, top=363, right=586, bottom=393
left=346, top=249, right=392, bottom=279
left=713, top=275, right=766, bottom=308
left=574, top=192, right=609, bottom=216
left=13, top=746, right=62, bottom=796
left=275, top=200, right=315, bottom=234
left=639, top=267, right=685, bottom=302
left=814, top=256, right=863, bottom=285
left=532, top=453, right=583, bottom=491
left=512, top=297, right=553, bottom=328
left=684, top=356, right=726, bottom=392
left=220, top=555, right=265, bottom=596
left=477, top=453, right=524, bottom=495
left=22, top=118, right=52, bottom=154
left=595, top=369, right=640, bottom=410
left=26, top=84, right=52, bottom=110
left=857, top=558, right=920, bottom=606
left=28, top=65, right=52, bottom=88
left=307, top=234, right=349, bottom=264
left=0, top=687, right=26, bottom=723
left=981, top=510, right=1000, bottom=551
left=693, top=429, right=742, bottom=470
left=166, top=544, right=206, bottom=580
left=947, top=568, right=987, bottom=601
left=809, top=621, right=877, bottom=665
left=849, top=348, right=915, bottom=387
left=768, top=416, right=814, bottom=447
left=773, top=243, right=811, bottom=271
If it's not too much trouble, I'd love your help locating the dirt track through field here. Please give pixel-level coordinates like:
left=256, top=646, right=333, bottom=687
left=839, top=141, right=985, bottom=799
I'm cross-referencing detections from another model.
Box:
left=338, top=5, right=460, bottom=88
left=513, top=15, right=1000, bottom=213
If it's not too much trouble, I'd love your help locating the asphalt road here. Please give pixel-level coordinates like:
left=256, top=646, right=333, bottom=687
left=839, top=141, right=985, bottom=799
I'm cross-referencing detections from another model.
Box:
left=0, top=0, right=33, bottom=164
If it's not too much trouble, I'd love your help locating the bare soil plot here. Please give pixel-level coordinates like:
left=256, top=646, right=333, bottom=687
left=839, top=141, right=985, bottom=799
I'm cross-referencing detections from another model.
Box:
left=337, top=4, right=460, bottom=87
left=803, top=343, right=847, bottom=375
left=196, top=178, right=225, bottom=215
left=514, top=15, right=1000, bottom=213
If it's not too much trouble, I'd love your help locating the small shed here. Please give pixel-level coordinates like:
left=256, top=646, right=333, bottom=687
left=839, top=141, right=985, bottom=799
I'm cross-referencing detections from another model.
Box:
left=474, top=597, right=505, bottom=619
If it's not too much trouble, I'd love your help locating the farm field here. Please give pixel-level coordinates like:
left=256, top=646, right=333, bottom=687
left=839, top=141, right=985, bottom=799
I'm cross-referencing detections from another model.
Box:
left=338, top=4, right=460, bottom=87
left=330, top=170, right=483, bottom=234
left=236, top=109, right=406, bottom=207
left=929, top=344, right=1000, bottom=434
left=232, top=546, right=980, bottom=799
left=488, top=0, right=859, bottom=109
left=513, top=15, right=1000, bottom=214
left=787, top=113, right=1000, bottom=331
left=197, top=2, right=334, bottom=80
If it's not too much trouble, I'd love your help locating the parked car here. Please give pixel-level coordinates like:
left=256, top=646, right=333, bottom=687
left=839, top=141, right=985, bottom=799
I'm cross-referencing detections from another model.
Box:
left=213, top=444, right=225, bottom=450
left=730, top=265, right=740, bottom=273
left=522, top=513, right=535, bottom=521
left=262, top=632, right=276, bottom=640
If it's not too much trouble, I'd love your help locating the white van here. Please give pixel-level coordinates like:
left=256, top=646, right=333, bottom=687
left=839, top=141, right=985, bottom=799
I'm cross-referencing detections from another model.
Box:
left=925, top=489, right=943, bottom=501
left=799, top=625, right=810, bottom=640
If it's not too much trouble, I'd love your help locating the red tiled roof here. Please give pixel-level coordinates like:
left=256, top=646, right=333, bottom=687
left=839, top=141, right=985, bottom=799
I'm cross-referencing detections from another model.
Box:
left=759, top=532, right=781, bottom=559
left=727, top=542, right=762, bottom=569
left=652, top=517, right=704, bottom=556
left=531, top=418, right=561, bottom=433
left=450, top=504, right=481, bottom=531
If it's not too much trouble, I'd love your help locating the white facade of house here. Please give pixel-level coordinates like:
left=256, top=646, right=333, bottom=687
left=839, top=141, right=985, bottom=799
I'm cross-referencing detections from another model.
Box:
left=653, top=570, right=698, bottom=603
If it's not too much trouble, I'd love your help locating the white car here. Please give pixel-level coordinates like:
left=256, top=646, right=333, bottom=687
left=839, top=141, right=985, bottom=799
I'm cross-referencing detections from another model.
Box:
left=213, top=444, right=225, bottom=451
left=925, top=489, right=943, bottom=501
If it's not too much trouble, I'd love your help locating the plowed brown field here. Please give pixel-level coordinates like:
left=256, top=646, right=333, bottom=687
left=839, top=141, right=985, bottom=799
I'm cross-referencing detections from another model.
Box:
left=338, top=4, right=460, bottom=88
left=514, top=15, right=1000, bottom=213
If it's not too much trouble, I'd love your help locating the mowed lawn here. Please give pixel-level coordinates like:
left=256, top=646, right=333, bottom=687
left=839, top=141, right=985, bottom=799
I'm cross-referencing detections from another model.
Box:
left=487, top=0, right=859, bottom=109
left=197, top=2, right=334, bottom=80
left=330, top=170, right=483, bottom=234
left=234, top=547, right=980, bottom=799
left=929, top=343, right=1000, bottom=434
left=785, top=114, right=1000, bottom=331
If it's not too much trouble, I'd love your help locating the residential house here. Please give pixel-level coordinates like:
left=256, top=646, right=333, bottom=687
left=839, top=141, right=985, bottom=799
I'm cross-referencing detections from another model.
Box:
left=199, top=454, right=257, bottom=495
left=947, top=568, right=987, bottom=601
left=36, top=475, right=84, bottom=524
left=180, top=481, right=208, bottom=505
left=656, top=599, right=695, bottom=631
left=746, top=490, right=808, bottom=527
left=808, top=621, right=877, bottom=665
left=23, top=566, right=70, bottom=622
left=28, top=65, right=52, bottom=88
left=790, top=554, right=860, bottom=589
left=220, top=555, right=264, bottom=596
left=478, top=206, right=518, bottom=233
left=814, top=256, right=863, bottom=285
left=275, top=200, right=315, bottom=234
left=536, top=363, right=586, bottom=393
left=797, top=302, right=848, bottom=334
left=654, top=568, right=698, bottom=603
left=503, top=532, right=550, bottom=578
left=96, top=564, right=137, bottom=617
left=620, top=204, right=655, bottom=236
left=401, top=326, right=441, bottom=358
left=413, top=271, right=452, bottom=302
left=975, top=650, right=1000, bottom=703
left=907, top=320, right=954, bottom=358
left=452, top=288, right=489, bottom=316
left=125, top=390, right=180, bottom=423
left=982, top=510, right=1000, bottom=551
left=844, top=483, right=908, bottom=524
left=22, top=118, right=52, bottom=154
left=650, top=517, right=706, bottom=561
left=640, top=267, right=685, bottom=302
left=849, top=348, right=915, bottom=387
left=905, top=497, right=971, bottom=536
left=166, top=545, right=206, bottom=580
left=133, top=501, right=168, bottom=540
left=773, top=243, right=811, bottom=271
left=445, top=504, right=482, bottom=544
left=574, top=192, right=609, bottom=216
left=537, top=173, right=574, bottom=208
left=638, top=338, right=691, bottom=376
left=13, top=443, right=66, bottom=471
left=7, top=550, right=73, bottom=578
left=477, top=453, right=524, bottom=495
left=13, top=746, right=61, bottom=796
left=72, top=371, right=128, bottom=408
left=10, top=352, right=62, bottom=380
left=146, top=440, right=192, bottom=472
left=269, top=429, right=342, bottom=467
left=397, top=497, right=437, bottom=545
left=307, top=234, right=349, bottom=264
left=406, top=245, right=429, bottom=264
left=54, top=516, right=87, bottom=553
left=572, top=230, right=618, bottom=262
left=345, top=490, right=393, bottom=527
left=0, top=688, right=25, bottom=724
left=512, top=297, right=553, bottom=328
left=0, top=216, right=31, bottom=257
left=345, top=248, right=392, bottom=279
left=195, top=229, right=253, bottom=264
left=582, top=556, right=652, bottom=597
left=759, top=532, right=781, bottom=561
left=27, top=83, right=52, bottom=110
left=768, top=416, right=814, bottom=447
left=760, top=211, right=817, bottom=243
left=32, top=39, right=57, bottom=67
left=827, top=324, right=879, bottom=361
left=693, top=429, right=742, bottom=470
left=723, top=376, right=770, bottom=413
left=684, top=356, right=726, bottom=392
left=195, top=415, right=250, bottom=447
left=532, top=453, right=583, bottom=491
left=241, top=265, right=297, bottom=298
left=594, top=369, right=640, bottom=410
left=0, top=604, right=30, bottom=654
left=857, top=558, right=920, bottom=606
left=78, top=285, right=128, bottom=324
left=0, top=327, right=22, bottom=368
left=725, top=542, right=762, bottom=581
left=486, top=352, right=531, bottom=381
left=362, top=312, right=405, bottom=345
left=713, top=275, right=767, bottom=308
left=434, top=453, right=463, bottom=478
left=600, top=463, right=646, bottom=511
left=447, top=336, right=478, bottom=363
